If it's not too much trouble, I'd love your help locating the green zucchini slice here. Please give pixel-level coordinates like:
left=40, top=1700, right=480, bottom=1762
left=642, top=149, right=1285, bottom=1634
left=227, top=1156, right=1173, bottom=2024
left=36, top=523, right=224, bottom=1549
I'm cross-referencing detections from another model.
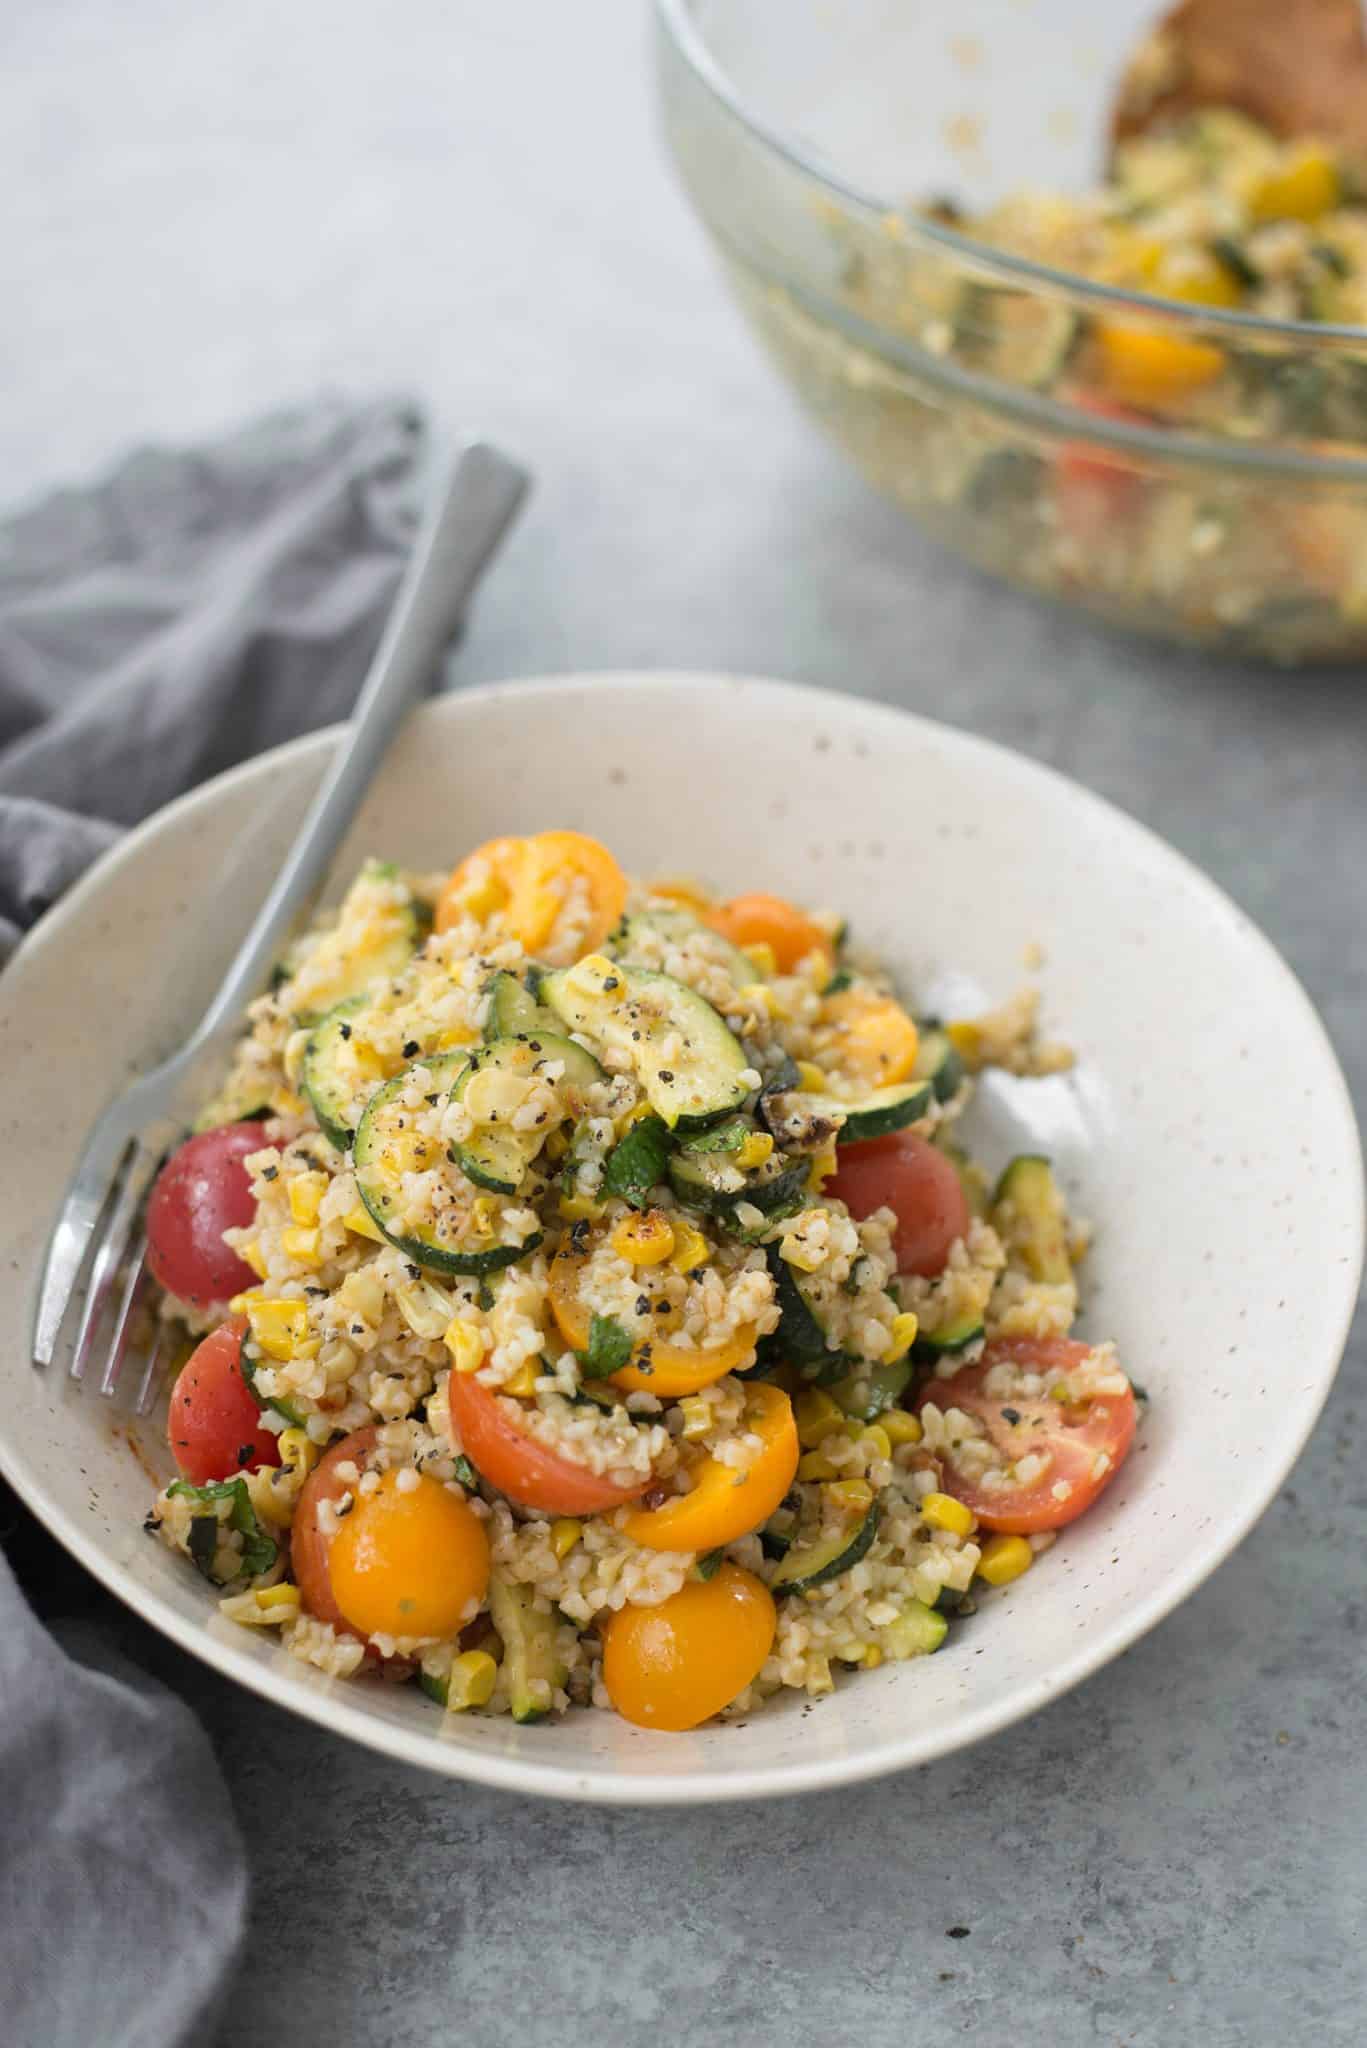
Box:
left=912, top=1025, right=965, bottom=1105
left=302, top=995, right=373, bottom=1151
left=608, top=907, right=759, bottom=990
left=482, top=969, right=559, bottom=1041
left=489, top=1577, right=567, bottom=1724
left=991, top=1154, right=1072, bottom=1285
left=765, top=1078, right=934, bottom=1147
left=771, top=1501, right=880, bottom=1594
left=541, top=956, right=750, bottom=1129
left=448, top=1034, right=603, bottom=1196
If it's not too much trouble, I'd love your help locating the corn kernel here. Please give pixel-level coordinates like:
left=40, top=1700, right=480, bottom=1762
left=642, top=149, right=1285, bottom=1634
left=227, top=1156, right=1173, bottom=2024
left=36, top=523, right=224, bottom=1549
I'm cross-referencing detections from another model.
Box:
left=862, top=1643, right=884, bottom=1670
left=559, top=1192, right=605, bottom=1222
left=921, top=1491, right=975, bottom=1538
left=805, top=1146, right=838, bottom=1195
left=669, top=1220, right=712, bottom=1273
left=228, top=1287, right=263, bottom=1316
left=443, top=1320, right=486, bottom=1375
left=825, top=1477, right=874, bottom=1514
left=780, top=1229, right=826, bottom=1273
left=883, top=1311, right=918, bottom=1364
left=280, top=1225, right=321, bottom=1267
left=795, top=1389, right=843, bottom=1448
left=247, top=1299, right=314, bottom=1362
left=795, top=1061, right=827, bottom=1093
left=343, top=1203, right=386, bottom=1243
left=550, top=1518, right=582, bottom=1559
left=677, top=1396, right=713, bottom=1441
left=881, top=1409, right=923, bottom=1447
left=277, top=1428, right=319, bottom=1478
left=257, top=1582, right=302, bottom=1611
left=743, top=942, right=777, bottom=978
left=447, top=1649, right=498, bottom=1710
left=977, top=1533, right=1034, bottom=1587
left=611, top=1210, right=676, bottom=1266
left=1251, top=144, right=1338, bottom=224
left=946, top=1019, right=982, bottom=1063
left=735, top=1131, right=775, bottom=1170
left=240, top=1239, right=268, bottom=1279
left=504, top=1359, right=540, bottom=1397
left=860, top=1424, right=893, bottom=1463
left=797, top=1450, right=839, bottom=1482
left=287, top=1171, right=328, bottom=1227
left=738, top=982, right=775, bottom=1017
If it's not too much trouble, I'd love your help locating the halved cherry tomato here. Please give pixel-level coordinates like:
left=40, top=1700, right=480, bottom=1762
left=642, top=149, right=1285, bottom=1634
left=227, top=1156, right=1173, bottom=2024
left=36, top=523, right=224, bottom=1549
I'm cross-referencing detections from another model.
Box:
left=812, top=988, right=919, bottom=1089
left=706, top=892, right=834, bottom=976
left=602, top=1564, right=775, bottom=1730
left=327, top=1468, right=490, bottom=1640
left=916, top=1339, right=1137, bottom=1534
left=547, top=1243, right=758, bottom=1397
left=622, top=1382, right=798, bottom=1552
left=447, top=1370, right=650, bottom=1515
left=434, top=830, right=626, bottom=958
left=1053, top=392, right=1148, bottom=541
left=146, top=1123, right=263, bottom=1311
left=167, top=1318, right=282, bottom=1484
left=828, top=1130, right=971, bottom=1278
left=292, top=1427, right=378, bottom=1634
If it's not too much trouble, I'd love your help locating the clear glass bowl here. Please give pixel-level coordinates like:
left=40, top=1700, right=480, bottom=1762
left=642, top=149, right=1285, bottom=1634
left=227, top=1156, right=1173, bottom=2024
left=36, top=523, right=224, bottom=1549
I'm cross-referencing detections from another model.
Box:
left=656, top=0, right=1367, bottom=663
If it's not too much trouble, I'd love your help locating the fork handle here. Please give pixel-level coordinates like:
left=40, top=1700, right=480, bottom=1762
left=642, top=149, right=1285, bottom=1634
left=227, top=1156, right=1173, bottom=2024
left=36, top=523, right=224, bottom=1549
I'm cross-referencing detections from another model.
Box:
left=185, top=439, right=529, bottom=1051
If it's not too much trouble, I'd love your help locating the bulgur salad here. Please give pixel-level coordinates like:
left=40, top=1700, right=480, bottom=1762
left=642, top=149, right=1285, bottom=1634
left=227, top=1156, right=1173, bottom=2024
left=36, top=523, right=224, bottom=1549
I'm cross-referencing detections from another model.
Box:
left=144, top=831, right=1138, bottom=1732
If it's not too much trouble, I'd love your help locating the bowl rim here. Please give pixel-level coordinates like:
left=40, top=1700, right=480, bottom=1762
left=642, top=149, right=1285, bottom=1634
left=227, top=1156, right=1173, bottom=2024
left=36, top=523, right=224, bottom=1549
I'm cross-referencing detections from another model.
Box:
left=656, top=0, right=1367, bottom=349
left=4, top=670, right=1363, bottom=1805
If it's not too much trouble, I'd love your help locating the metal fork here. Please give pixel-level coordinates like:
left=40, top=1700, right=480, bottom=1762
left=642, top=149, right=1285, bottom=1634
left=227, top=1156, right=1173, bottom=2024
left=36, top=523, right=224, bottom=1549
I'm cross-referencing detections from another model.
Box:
left=31, top=437, right=529, bottom=1409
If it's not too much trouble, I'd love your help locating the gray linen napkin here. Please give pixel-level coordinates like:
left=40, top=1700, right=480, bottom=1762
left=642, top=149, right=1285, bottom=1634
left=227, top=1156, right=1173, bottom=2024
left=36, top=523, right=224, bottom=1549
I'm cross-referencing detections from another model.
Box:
left=0, top=395, right=429, bottom=2045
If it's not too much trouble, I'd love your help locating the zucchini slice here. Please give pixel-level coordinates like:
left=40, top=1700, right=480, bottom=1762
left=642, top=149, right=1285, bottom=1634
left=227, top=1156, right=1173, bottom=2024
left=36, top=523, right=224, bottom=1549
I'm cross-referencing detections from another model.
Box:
left=489, top=1577, right=567, bottom=1723
left=765, top=1077, right=935, bottom=1147
left=302, top=995, right=373, bottom=1152
left=353, top=1055, right=542, bottom=1276
left=913, top=1311, right=986, bottom=1360
left=912, top=1025, right=965, bottom=1105
left=287, top=860, right=426, bottom=1022
left=483, top=969, right=558, bottom=1041
left=991, top=1154, right=1072, bottom=1285
left=882, top=1599, right=949, bottom=1658
left=667, top=1130, right=808, bottom=1222
left=828, top=1357, right=913, bottom=1422
left=771, top=1501, right=880, bottom=1594
left=541, top=956, right=750, bottom=1129
left=766, top=1246, right=844, bottom=1379
left=608, top=907, right=759, bottom=989
left=448, top=1034, right=603, bottom=1196
left=192, top=1078, right=270, bottom=1133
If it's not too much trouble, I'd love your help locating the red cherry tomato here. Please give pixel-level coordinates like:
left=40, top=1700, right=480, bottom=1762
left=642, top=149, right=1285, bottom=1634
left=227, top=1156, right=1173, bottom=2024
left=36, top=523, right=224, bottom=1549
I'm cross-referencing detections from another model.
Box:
left=146, top=1123, right=263, bottom=1310
left=916, top=1339, right=1137, bottom=1534
left=447, top=1371, right=650, bottom=1516
left=828, top=1131, right=971, bottom=1277
left=1054, top=392, right=1148, bottom=539
left=167, top=1318, right=282, bottom=1484
left=291, top=1427, right=379, bottom=1635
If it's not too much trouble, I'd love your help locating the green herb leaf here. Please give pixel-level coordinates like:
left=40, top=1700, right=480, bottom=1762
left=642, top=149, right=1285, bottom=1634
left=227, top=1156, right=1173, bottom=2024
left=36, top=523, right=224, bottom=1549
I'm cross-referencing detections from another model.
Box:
left=575, top=1312, right=635, bottom=1380
left=239, top=1345, right=305, bottom=1428
left=451, top=1454, right=479, bottom=1491
left=679, top=1116, right=749, bottom=1157
left=166, top=1477, right=279, bottom=1581
left=695, top=1548, right=725, bottom=1581
left=824, top=968, right=854, bottom=995
left=603, top=1113, right=671, bottom=1208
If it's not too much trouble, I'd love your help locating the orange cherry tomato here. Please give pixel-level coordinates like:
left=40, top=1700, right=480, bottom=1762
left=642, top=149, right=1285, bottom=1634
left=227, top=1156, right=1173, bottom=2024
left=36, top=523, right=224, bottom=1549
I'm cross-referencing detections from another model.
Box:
left=327, top=1468, right=490, bottom=1640
left=434, top=830, right=626, bottom=959
left=812, top=988, right=920, bottom=1089
left=547, top=1243, right=758, bottom=1397
left=292, top=1427, right=379, bottom=1635
left=602, top=1564, right=776, bottom=1730
left=446, top=1369, right=650, bottom=1515
left=622, top=1382, right=798, bottom=1552
left=706, top=892, right=834, bottom=976
left=916, top=1339, right=1137, bottom=1534
left=167, top=1319, right=282, bottom=1485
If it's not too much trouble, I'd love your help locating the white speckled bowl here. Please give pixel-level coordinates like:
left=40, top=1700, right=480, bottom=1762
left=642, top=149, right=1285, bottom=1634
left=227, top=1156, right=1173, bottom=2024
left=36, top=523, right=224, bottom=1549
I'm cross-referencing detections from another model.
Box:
left=1, top=674, right=1360, bottom=1802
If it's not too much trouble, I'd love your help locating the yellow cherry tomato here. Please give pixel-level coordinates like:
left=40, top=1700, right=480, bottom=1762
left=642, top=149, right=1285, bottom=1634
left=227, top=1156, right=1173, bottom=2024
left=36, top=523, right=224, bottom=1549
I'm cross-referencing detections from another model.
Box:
left=602, top=1564, right=776, bottom=1730
left=434, top=830, right=626, bottom=959
left=622, top=1382, right=798, bottom=1551
left=548, top=1241, right=758, bottom=1397
left=327, top=1470, right=490, bottom=1640
left=706, top=892, right=834, bottom=976
left=812, top=987, right=920, bottom=1089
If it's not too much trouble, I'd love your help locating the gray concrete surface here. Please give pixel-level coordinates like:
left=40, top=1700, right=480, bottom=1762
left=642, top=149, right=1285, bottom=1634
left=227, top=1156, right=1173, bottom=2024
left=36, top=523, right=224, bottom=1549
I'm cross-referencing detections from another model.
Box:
left=5, top=3, right=1366, bottom=2043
